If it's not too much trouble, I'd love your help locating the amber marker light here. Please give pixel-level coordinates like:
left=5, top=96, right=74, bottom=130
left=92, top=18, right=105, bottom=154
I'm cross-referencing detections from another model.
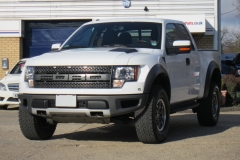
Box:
left=179, top=47, right=190, bottom=51
left=134, top=66, right=138, bottom=81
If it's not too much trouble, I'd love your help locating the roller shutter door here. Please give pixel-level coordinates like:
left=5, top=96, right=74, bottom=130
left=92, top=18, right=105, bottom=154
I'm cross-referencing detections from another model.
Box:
left=23, top=20, right=90, bottom=58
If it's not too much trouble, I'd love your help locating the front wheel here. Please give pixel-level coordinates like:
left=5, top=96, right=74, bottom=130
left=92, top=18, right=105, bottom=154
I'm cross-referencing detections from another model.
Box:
left=197, top=82, right=220, bottom=126
left=19, top=107, right=57, bottom=140
left=135, top=86, right=170, bottom=144
left=0, top=105, right=8, bottom=110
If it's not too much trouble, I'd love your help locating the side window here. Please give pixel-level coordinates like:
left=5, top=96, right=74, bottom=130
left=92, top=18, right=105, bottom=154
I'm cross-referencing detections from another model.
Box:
left=178, top=24, right=195, bottom=50
left=166, top=24, right=181, bottom=47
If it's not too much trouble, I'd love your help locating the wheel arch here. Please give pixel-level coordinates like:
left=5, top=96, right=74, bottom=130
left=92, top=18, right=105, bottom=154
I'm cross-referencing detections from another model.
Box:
left=203, top=61, right=221, bottom=98
left=143, top=64, right=171, bottom=102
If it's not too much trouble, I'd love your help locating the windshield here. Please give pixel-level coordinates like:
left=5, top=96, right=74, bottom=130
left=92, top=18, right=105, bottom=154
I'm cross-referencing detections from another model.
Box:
left=10, top=61, right=26, bottom=74
left=62, top=22, right=162, bottom=49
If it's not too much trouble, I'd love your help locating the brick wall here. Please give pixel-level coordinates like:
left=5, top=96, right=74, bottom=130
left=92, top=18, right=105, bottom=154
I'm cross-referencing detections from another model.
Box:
left=192, top=34, right=214, bottom=50
left=0, top=37, right=22, bottom=79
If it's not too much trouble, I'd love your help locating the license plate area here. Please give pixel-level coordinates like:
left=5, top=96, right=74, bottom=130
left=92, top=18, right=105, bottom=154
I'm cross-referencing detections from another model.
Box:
left=55, top=95, right=76, bottom=107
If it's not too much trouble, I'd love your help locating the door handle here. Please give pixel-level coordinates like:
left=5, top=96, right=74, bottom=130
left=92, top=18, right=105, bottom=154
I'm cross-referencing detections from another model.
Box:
left=186, top=58, right=190, bottom=66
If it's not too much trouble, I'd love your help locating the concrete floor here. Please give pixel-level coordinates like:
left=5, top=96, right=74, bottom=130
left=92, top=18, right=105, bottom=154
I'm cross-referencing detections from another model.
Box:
left=0, top=106, right=240, bottom=160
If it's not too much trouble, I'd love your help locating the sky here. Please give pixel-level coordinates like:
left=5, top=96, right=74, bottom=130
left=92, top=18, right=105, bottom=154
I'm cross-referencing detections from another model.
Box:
left=221, top=0, right=240, bottom=29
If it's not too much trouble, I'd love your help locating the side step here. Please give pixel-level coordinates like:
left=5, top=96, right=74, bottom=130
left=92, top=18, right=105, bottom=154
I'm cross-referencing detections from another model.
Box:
left=170, top=101, right=199, bottom=114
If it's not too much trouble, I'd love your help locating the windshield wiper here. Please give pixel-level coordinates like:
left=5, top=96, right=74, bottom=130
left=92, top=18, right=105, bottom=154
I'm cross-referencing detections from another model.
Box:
left=103, top=44, right=131, bottom=47
left=62, top=45, right=87, bottom=50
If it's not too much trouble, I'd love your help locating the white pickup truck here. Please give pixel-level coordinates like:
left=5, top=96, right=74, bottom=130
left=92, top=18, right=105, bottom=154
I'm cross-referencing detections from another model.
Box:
left=18, top=18, right=221, bottom=144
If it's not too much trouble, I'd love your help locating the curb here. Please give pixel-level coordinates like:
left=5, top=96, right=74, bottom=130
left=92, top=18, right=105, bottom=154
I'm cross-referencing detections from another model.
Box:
left=220, top=106, right=240, bottom=112
left=179, top=106, right=240, bottom=113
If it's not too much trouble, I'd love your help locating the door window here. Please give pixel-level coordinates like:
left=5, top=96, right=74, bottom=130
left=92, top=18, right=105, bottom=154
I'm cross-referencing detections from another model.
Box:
left=166, top=24, right=181, bottom=47
left=178, top=24, right=195, bottom=50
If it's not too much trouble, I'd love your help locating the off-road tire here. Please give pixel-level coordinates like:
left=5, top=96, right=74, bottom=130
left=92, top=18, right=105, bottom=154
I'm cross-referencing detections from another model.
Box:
left=0, top=105, right=8, bottom=110
left=197, top=82, right=220, bottom=126
left=19, top=107, right=57, bottom=140
left=135, top=85, right=170, bottom=144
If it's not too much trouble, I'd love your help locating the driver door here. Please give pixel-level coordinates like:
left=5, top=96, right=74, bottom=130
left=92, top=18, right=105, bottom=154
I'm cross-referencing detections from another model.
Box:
left=164, top=23, right=191, bottom=104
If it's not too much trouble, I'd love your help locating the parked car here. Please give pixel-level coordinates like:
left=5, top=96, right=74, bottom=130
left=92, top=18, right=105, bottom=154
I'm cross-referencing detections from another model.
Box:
left=0, top=59, right=28, bottom=109
left=221, top=54, right=236, bottom=76
left=224, top=53, right=240, bottom=76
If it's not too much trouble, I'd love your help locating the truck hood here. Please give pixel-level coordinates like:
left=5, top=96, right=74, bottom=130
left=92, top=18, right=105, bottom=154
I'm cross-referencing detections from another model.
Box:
left=27, top=48, right=154, bottom=66
left=0, top=74, right=20, bottom=84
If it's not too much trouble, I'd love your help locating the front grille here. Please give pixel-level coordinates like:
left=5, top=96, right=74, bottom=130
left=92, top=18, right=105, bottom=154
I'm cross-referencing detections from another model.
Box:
left=7, top=98, right=18, bottom=102
left=8, top=84, right=19, bottom=92
left=34, top=66, right=112, bottom=89
left=35, top=66, right=112, bottom=74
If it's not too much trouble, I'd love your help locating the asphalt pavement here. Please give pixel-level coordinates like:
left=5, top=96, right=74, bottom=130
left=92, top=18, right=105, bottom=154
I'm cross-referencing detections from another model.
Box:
left=0, top=106, right=240, bottom=160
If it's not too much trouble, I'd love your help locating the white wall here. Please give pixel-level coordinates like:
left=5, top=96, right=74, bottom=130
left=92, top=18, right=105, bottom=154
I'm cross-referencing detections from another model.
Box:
left=0, top=0, right=220, bottom=49
left=0, top=1, right=217, bottom=20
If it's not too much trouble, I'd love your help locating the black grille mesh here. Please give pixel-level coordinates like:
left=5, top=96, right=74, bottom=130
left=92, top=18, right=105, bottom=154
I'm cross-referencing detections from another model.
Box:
left=34, top=82, right=111, bottom=88
left=35, top=66, right=112, bottom=74
left=34, top=66, right=112, bottom=89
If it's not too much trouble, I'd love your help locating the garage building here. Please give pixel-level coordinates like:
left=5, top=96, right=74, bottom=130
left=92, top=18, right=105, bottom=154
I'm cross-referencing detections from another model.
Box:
left=0, top=0, right=220, bottom=78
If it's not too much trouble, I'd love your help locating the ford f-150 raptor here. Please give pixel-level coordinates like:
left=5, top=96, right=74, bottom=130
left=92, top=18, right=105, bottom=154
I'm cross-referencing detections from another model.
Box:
left=18, top=18, right=221, bottom=144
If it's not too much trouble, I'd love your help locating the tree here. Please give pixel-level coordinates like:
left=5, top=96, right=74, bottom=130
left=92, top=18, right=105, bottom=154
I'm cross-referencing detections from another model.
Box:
left=234, top=0, right=240, bottom=18
left=221, top=27, right=240, bottom=53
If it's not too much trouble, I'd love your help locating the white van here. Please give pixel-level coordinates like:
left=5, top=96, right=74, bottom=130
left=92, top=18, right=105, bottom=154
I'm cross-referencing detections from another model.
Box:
left=0, top=59, right=28, bottom=109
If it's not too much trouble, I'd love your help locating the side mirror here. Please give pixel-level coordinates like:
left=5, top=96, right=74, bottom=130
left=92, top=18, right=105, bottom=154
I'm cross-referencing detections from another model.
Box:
left=166, top=40, right=191, bottom=55
left=51, top=43, right=61, bottom=51
left=173, top=40, right=191, bottom=47
left=5, top=71, right=9, bottom=76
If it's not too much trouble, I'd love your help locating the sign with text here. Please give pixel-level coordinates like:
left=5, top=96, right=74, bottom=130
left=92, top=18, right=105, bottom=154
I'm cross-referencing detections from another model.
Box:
left=157, top=15, right=206, bottom=33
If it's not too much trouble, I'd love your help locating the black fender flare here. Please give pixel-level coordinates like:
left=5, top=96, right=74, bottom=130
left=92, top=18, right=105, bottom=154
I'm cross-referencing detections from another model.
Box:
left=143, top=64, right=170, bottom=97
left=203, top=61, right=221, bottom=98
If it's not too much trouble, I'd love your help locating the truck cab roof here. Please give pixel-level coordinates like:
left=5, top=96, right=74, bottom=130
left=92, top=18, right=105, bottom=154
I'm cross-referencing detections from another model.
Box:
left=89, top=18, right=184, bottom=25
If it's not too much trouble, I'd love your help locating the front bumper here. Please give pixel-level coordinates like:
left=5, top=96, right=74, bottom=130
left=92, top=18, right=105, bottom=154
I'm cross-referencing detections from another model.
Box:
left=0, top=91, right=19, bottom=106
left=18, top=94, right=148, bottom=123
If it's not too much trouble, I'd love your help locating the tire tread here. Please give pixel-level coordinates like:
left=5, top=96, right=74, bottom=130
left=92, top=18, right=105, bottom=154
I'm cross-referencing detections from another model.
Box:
left=197, top=82, right=220, bottom=126
left=135, top=85, right=169, bottom=143
left=19, top=107, right=56, bottom=140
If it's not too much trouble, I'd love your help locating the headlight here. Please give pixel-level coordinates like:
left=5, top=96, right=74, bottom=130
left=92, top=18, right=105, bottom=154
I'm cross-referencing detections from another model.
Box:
left=0, top=83, right=7, bottom=91
left=236, top=70, right=240, bottom=76
left=112, top=66, right=138, bottom=88
left=25, top=66, right=34, bottom=88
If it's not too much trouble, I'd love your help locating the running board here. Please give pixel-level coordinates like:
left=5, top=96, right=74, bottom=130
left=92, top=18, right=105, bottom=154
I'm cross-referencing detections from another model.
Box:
left=170, top=101, right=199, bottom=114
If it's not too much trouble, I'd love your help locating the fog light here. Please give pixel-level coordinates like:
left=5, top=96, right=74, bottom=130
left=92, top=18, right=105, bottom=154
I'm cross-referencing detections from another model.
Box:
left=28, top=79, right=34, bottom=88
left=113, top=80, right=125, bottom=88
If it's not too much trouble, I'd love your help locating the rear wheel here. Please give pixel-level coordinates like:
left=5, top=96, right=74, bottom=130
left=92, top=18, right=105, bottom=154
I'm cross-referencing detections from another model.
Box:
left=135, top=86, right=170, bottom=144
left=19, top=107, right=57, bottom=140
left=197, top=82, right=220, bottom=126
